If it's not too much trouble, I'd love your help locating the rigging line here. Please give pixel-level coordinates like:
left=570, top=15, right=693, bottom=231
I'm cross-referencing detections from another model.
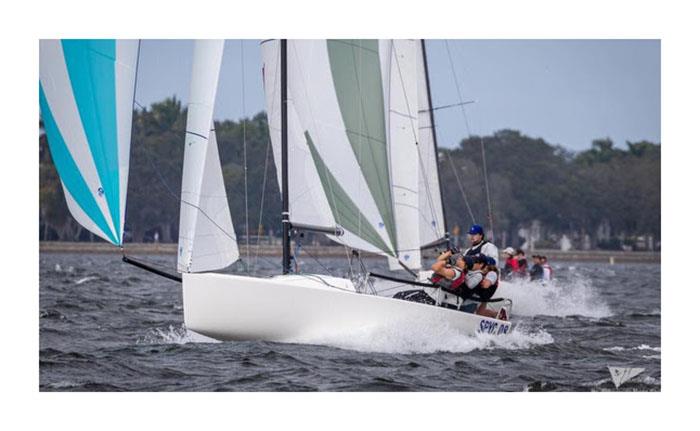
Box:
left=254, top=42, right=279, bottom=275
left=296, top=240, right=335, bottom=277
left=296, top=273, right=347, bottom=292
left=390, top=41, right=442, bottom=239
left=444, top=40, right=496, bottom=238
left=241, top=40, right=251, bottom=273
left=420, top=100, right=475, bottom=112
left=446, top=148, right=477, bottom=224
left=139, top=132, right=238, bottom=244
left=479, top=134, right=495, bottom=239
left=254, top=127, right=272, bottom=274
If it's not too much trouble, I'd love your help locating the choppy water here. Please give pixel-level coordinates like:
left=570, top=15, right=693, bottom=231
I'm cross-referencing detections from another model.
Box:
left=40, top=252, right=660, bottom=391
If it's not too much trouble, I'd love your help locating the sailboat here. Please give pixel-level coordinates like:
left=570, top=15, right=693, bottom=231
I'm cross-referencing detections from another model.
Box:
left=39, top=39, right=513, bottom=344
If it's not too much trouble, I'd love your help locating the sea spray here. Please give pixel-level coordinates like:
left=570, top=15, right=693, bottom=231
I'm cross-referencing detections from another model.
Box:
left=75, top=276, right=99, bottom=285
left=137, top=324, right=220, bottom=345
left=289, top=318, right=553, bottom=354
left=497, top=274, right=612, bottom=318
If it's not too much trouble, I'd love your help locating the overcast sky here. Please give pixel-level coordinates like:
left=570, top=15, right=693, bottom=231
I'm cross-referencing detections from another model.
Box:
left=135, top=39, right=660, bottom=151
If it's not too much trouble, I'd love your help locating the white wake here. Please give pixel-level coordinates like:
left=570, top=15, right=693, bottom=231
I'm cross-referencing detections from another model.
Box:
left=289, top=319, right=553, bottom=355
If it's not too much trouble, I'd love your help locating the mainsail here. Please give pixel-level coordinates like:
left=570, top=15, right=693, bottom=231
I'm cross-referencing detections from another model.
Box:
left=39, top=39, right=139, bottom=246
left=177, top=40, right=239, bottom=273
left=261, top=39, right=445, bottom=270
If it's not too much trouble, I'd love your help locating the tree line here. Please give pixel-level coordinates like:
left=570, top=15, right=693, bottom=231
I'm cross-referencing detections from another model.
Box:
left=39, top=97, right=660, bottom=250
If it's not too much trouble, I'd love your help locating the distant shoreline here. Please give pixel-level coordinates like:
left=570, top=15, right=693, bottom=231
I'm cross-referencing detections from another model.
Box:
left=39, top=241, right=660, bottom=263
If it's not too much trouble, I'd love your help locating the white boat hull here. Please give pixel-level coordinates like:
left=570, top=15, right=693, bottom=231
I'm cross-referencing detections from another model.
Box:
left=182, top=272, right=512, bottom=342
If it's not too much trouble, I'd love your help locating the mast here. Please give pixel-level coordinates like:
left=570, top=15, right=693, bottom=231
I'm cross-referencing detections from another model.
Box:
left=281, top=39, right=291, bottom=274
left=421, top=39, right=449, bottom=239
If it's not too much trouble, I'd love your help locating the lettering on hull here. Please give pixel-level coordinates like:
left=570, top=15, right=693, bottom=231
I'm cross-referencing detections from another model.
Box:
left=478, top=319, right=510, bottom=335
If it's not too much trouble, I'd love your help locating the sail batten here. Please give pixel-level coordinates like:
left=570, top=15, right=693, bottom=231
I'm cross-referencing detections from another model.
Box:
left=39, top=39, right=138, bottom=246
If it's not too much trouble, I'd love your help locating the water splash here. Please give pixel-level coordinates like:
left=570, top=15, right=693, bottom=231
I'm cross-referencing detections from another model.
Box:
left=497, top=276, right=611, bottom=318
left=289, top=319, right=553, bottom=355
left=75, top=276, right=99, bottom=285
left=136, top=324, right=220, bottom=345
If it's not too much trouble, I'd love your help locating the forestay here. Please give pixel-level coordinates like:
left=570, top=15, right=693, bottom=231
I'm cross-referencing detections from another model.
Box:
left=261, top=39, right=445, bottom=270
left=39, top=39, right=138, bottom=246
left=177, top=40, right=239, bottom=273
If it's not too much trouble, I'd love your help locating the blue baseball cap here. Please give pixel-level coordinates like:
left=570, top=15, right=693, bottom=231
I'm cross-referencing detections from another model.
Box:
left=468, top=224, right=484, bottom=235
left=461, top=255, right=476, bottom=269
left=471, top=254, right=496, bottom=266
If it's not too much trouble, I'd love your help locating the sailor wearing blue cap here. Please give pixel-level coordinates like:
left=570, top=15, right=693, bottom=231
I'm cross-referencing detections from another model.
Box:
left=462, top=224, right=499, bottom=266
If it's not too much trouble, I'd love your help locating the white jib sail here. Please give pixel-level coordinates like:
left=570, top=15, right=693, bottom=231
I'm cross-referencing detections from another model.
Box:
left=384, top=40, right=421, bottom=270
left=177, top=40, right=238, bottom=273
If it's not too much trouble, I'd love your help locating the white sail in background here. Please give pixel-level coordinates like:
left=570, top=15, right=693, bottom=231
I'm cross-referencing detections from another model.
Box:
left=178, top=40, right=238, bottom=273
left=262, top=39, right=446, bottom=265
left=39, top=39, right=138, bottom=245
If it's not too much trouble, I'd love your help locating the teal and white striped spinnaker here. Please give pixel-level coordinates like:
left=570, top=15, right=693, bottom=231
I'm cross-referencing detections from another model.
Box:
left=261, top=40, right=445, bottom=270
left=39, top=39, right=139, bottom=246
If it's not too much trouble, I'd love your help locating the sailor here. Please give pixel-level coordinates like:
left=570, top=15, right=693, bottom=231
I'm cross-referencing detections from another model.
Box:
left=393, top=251, right=481, bottom=306
left=529, top=255, right=544, bottom=281
left=514, top=248, right=529, bottom=278
left=461, top=255, right=501, bottom=318
left=462, top=224, right=499, bottom=266
left=502, top=246, right=519, bottom=279
left=430, top=250, right=480, bottom=293
left=541, top=255, right=553, bottom=281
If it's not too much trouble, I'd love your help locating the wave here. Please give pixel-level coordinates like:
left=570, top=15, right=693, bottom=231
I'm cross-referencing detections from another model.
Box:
left=603, top=344, right=661, bottom=353
left=136, top=324, right=220, bottom=345
left=288, top=319, right=553, bottom=355
left=74, top=276, right=100, bottom=285
left=497, top=276, right=612, bottom=318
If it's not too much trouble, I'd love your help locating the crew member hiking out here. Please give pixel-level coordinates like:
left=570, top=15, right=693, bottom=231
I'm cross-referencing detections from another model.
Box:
left=460, top=255, right=505, bottom=319
left=429, top=249, right=478, bottom=292
left=463, top=224, right=499, bottom=266
left=394, top=249, right=483, bottom=306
